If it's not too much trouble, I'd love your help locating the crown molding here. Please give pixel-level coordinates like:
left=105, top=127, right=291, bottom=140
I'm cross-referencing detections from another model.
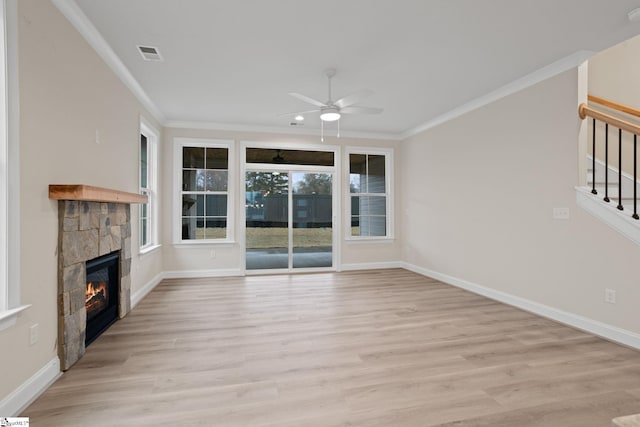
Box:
left=51, top=0, right=166, bottom=123
left=401, top=50, right=595, bottom=140
left=164, top=120, right=401, bottom=141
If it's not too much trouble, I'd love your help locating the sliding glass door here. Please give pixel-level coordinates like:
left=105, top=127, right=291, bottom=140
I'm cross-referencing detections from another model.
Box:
left=245, top=170, right=333, bottom=271
left=245, top=171, right=290, bottom=270
left=291, top=172, right=332, bottom=268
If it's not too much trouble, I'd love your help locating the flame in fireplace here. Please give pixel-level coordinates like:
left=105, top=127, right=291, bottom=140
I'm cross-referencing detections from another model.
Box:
left=86, top=281, right=107, bottom=304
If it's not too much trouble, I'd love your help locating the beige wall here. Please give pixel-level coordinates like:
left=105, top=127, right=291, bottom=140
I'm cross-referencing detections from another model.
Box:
left=401, top=69, right=640, bottom=335
left=162, top=127, right=401, bottom=273
left=589, top=34, right=640, bottom=110
left=0, top=0, right=163, bottom=400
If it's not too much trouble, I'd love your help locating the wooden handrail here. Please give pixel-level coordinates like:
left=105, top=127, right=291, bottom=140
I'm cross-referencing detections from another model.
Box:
left=578, top=103, right=640, bottom=136
left=588, top=95, right=640, bottom=119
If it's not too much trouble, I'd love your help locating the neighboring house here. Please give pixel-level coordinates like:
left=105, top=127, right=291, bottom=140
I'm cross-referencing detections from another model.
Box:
left=1, top=0, right=640, bottom=416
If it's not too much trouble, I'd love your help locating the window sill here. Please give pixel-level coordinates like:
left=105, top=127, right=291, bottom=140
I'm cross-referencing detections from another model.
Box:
left=345, top=237, right=395, bottom=244
left=0, top=304, right=31, bottom=332
left=174, top=240, right=236, bottom=247
left=139, top=244, right=161, bottom=256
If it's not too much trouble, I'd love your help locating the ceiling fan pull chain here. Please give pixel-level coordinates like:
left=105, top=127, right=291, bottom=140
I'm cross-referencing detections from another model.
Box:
left=321, top=118, right=324, bottom=142
left=337, top=118, right=340, bottom=138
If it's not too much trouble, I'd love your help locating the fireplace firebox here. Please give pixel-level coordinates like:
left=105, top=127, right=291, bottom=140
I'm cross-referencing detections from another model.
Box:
left=85, top=251, right=120, bottom=345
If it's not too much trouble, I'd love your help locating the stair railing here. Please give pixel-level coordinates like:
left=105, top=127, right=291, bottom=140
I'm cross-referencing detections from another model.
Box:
left=579, top=96, right=640, bottom=220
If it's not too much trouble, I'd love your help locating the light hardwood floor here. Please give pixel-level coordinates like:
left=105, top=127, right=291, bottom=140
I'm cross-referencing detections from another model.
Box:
left=24, top=269, right=640, bottom=426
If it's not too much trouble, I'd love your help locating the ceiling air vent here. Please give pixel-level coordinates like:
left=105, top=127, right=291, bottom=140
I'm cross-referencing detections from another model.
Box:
left=137, top=45, right=163, bottom=62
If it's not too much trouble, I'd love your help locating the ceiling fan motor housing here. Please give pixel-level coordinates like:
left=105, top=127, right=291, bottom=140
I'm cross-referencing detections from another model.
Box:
left=320, top=106, right=341, bottom=122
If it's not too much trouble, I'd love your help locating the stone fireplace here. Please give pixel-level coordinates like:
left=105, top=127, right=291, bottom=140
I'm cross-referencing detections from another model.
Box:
left=51, top=185, right=146, bottom=370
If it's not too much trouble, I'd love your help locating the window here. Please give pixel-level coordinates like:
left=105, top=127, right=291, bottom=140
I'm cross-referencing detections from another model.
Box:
left=0, top=0, right=28, bottom=330
left=0, top=0, right=7, bottom=315
left=176, top=139, right=233, bottom=242
left=139, top=120, right=158, bottom=251
left=348, top=148, right=393, bottom=238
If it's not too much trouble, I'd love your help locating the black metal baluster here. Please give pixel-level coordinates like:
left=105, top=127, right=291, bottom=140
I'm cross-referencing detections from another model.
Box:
left=634, top=135, right=639, bottom=220
left=618, top=129, right=624, bottom=210
left=604, top=123, right=610, bottom=202
left=592, top=118, right=597, bottom=194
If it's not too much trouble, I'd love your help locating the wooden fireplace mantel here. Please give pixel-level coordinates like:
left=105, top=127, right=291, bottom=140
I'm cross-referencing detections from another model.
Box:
left=49, top=184, right=148, bottom=204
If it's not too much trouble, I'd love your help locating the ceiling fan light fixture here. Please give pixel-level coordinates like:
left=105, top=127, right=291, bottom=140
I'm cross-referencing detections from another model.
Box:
left=320, top=107, right=341, bottom=122
left=295, top=115, right=304, bottom=121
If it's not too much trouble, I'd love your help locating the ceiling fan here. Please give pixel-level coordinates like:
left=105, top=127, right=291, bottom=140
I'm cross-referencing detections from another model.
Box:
left=284, top=68, right=383, bottom=124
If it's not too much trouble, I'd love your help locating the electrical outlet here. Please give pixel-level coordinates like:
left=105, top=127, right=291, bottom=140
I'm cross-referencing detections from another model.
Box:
left=29, top=323, right=39, bottom=346
left=605, top=288, right=617, bottom=304
left=210, top=249, right=216, bottom=259
left=553, top=207, right=570, bottom=220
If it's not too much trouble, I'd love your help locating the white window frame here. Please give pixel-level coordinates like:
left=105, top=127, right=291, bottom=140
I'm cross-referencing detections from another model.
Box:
left=139, top=118, right=159, bottom=253
left=173, top=138, right=235, bottom=245
left=0, top=0, right=29, bottom=331
left=344, top=146, right=394, bottom=241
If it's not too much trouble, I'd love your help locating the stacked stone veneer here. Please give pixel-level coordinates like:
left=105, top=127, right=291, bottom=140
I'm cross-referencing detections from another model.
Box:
left=57, top=200, right=132, bottom=370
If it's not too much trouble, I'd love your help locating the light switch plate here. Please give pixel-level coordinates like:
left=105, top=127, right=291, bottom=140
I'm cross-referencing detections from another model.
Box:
left=553, top=207, right=570, bottom=220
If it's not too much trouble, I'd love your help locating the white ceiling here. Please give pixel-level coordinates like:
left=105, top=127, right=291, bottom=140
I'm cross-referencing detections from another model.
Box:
left=62, top=0, right=640, bottom=138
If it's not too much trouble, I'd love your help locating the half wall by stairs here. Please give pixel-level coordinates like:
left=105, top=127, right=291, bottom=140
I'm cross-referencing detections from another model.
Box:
left=577, top=154, right=640, bottom=246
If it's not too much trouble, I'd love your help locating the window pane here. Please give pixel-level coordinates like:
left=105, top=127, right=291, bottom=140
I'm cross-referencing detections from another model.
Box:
left=367, top=196, right=386, bottom=216
left=181, top=217, right=227, bottom=240
left=352, top=196, right=362, bottom=215
left=183, top=147, right=205, bottom=169
left=349, top=154, right=366, bottom=194
left=368, top=155, right=386, bottom=193
left=141, top=202, right=148, bottom=219
left=206, top=147, right=228, bottom=169
left=182, top=170, right=206, bottom=192
left=246, top=148, right=334, bottom=166
left=351, top=215, right=360, bottom=236
left=204, top=219, right=227, bottom=239
left=366, top=216, right=387, bottom=236
left=141, top=218, right=148, bottom=245
left=351, top=196, right=384, bottom=216
left=205, top=170, right=228, bottom=191
left=205, top=195, right=227, bottom=216
left=182, top=194, right=205, bottom=216
left=349, top=154, right=367, bottom=174
left=181, top=217, right=201, bottom=240
left=140, top=134, right=148, bottom=188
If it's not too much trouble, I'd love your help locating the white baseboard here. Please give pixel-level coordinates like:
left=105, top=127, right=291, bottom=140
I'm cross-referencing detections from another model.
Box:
left=131, top=272, right=164, bottom=309
left=340, top=261, right=403, bottom=271
left=401, top=262, right=640, bottom=350
left=162, top=269, right=243, bottom=279
left=0, top=357, right=61, bottom=416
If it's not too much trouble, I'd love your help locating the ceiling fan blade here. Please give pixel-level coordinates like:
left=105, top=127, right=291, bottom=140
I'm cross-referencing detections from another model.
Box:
left=340, top=106, right=383, bottom=115
left=277, top=109, right=320, bottom=117
left=288, top=92, right=327, bottom=107
left=334, top=89, right=374, bottom=108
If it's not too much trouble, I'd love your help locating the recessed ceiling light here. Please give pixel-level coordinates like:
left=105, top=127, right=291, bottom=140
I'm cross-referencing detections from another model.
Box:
left=295, top=115, right=304, bottom=121
left=137, top=45, right=163, bottom=62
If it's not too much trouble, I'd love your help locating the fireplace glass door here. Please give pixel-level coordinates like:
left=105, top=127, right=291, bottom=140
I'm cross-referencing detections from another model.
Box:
left=85, top=251, right=120, bottom=345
